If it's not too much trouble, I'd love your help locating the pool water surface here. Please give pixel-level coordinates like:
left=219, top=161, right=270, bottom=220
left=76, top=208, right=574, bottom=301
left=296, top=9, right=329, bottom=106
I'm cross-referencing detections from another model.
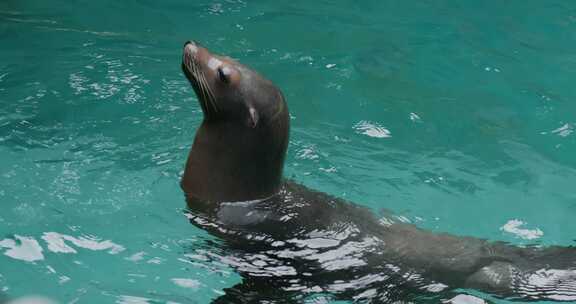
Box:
left=1, top=1, right=576, bottom=303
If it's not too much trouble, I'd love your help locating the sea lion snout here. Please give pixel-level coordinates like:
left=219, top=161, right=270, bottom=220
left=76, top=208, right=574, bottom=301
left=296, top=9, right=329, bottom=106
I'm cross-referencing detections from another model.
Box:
left=184, top=40, right=199, bottom=52
left=183, top=41, right=200, bottom=63
left=184, top=40, right=199, bottom=47
left=184, top=43, right=197, bottom=55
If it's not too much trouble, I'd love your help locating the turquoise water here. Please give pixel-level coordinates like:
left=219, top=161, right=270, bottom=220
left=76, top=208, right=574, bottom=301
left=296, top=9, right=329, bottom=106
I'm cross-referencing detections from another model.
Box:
left=1, top=0, right=576, bottom=303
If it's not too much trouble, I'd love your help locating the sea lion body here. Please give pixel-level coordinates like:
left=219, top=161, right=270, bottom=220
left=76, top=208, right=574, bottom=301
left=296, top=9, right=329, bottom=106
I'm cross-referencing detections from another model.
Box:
left=180, top=41, right=576, bottom=303
left=187, top=181, right=576, bottom=302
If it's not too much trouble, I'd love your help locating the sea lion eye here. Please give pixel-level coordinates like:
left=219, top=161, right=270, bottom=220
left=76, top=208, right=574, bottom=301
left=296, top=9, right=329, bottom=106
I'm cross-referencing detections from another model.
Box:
left=217, top=66, right=230, bottom=84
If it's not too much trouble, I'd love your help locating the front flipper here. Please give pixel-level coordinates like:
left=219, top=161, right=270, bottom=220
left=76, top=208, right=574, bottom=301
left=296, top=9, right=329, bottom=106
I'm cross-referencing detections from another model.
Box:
left=466, top=260, right=576, bottom=301
left=465, top=261, right=517, bottom=295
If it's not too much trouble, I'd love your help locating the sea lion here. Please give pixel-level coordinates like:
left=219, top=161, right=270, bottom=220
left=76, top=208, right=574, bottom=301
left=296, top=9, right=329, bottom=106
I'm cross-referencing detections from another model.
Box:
left=180, top=40, right=288, bottom=204
left=180, top=41, right=576, bottom=303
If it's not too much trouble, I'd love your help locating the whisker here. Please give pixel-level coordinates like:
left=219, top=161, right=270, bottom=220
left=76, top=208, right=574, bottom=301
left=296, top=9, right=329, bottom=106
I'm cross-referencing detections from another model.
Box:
left=201, top=74, right=218, bottom=112
left=192, top=60, right=210, bottom=113
left=185, top=55, right=219, bottom=114
left=193, top=59, right=217, bottom=113
left=185, top=54, right=193, bottom=74
left=204, top=75, right=219, bottom=112
left=198, top=77, right=210, bottom=112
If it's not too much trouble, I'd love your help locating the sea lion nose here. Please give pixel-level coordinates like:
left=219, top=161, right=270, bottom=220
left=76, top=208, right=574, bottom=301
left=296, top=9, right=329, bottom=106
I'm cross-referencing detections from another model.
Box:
left=184, top=40, right=202, bottom=47
left=184, top=40, right=200, bottom=55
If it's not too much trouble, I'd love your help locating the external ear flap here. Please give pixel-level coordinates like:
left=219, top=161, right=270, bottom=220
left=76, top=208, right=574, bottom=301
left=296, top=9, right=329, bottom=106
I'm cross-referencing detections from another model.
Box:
left=248, top=107, right=259, bottom=128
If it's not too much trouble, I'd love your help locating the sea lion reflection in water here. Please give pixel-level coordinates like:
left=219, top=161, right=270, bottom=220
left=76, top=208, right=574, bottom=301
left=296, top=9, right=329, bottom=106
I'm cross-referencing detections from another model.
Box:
left=180, top=41, right=576, bottom=303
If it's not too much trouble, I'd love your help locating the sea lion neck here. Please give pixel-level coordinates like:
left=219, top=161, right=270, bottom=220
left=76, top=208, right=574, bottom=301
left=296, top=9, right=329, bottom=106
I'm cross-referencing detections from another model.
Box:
left=181, top=114, right=289, bottom=204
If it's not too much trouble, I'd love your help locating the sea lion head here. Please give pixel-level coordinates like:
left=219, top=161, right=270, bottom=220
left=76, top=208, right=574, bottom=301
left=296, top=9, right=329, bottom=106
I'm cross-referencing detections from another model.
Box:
left=181, top=41, right=289, bottom=204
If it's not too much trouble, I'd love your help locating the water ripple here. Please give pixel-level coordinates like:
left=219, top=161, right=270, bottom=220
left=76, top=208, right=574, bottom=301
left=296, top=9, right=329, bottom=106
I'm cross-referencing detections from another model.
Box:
left=354, top=120, right=392, bottom=138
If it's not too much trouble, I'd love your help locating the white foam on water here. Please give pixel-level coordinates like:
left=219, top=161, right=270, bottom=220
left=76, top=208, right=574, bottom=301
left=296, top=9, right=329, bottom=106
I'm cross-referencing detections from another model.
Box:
left=500, top=219, right=543, bottom=240
left=353, top=121, right=392, bottom=138
left=41, top=232, right=125, bottom=254
left=0, top=235, right=44, bottom=262
left=171, top=278, right=201, bottom=289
